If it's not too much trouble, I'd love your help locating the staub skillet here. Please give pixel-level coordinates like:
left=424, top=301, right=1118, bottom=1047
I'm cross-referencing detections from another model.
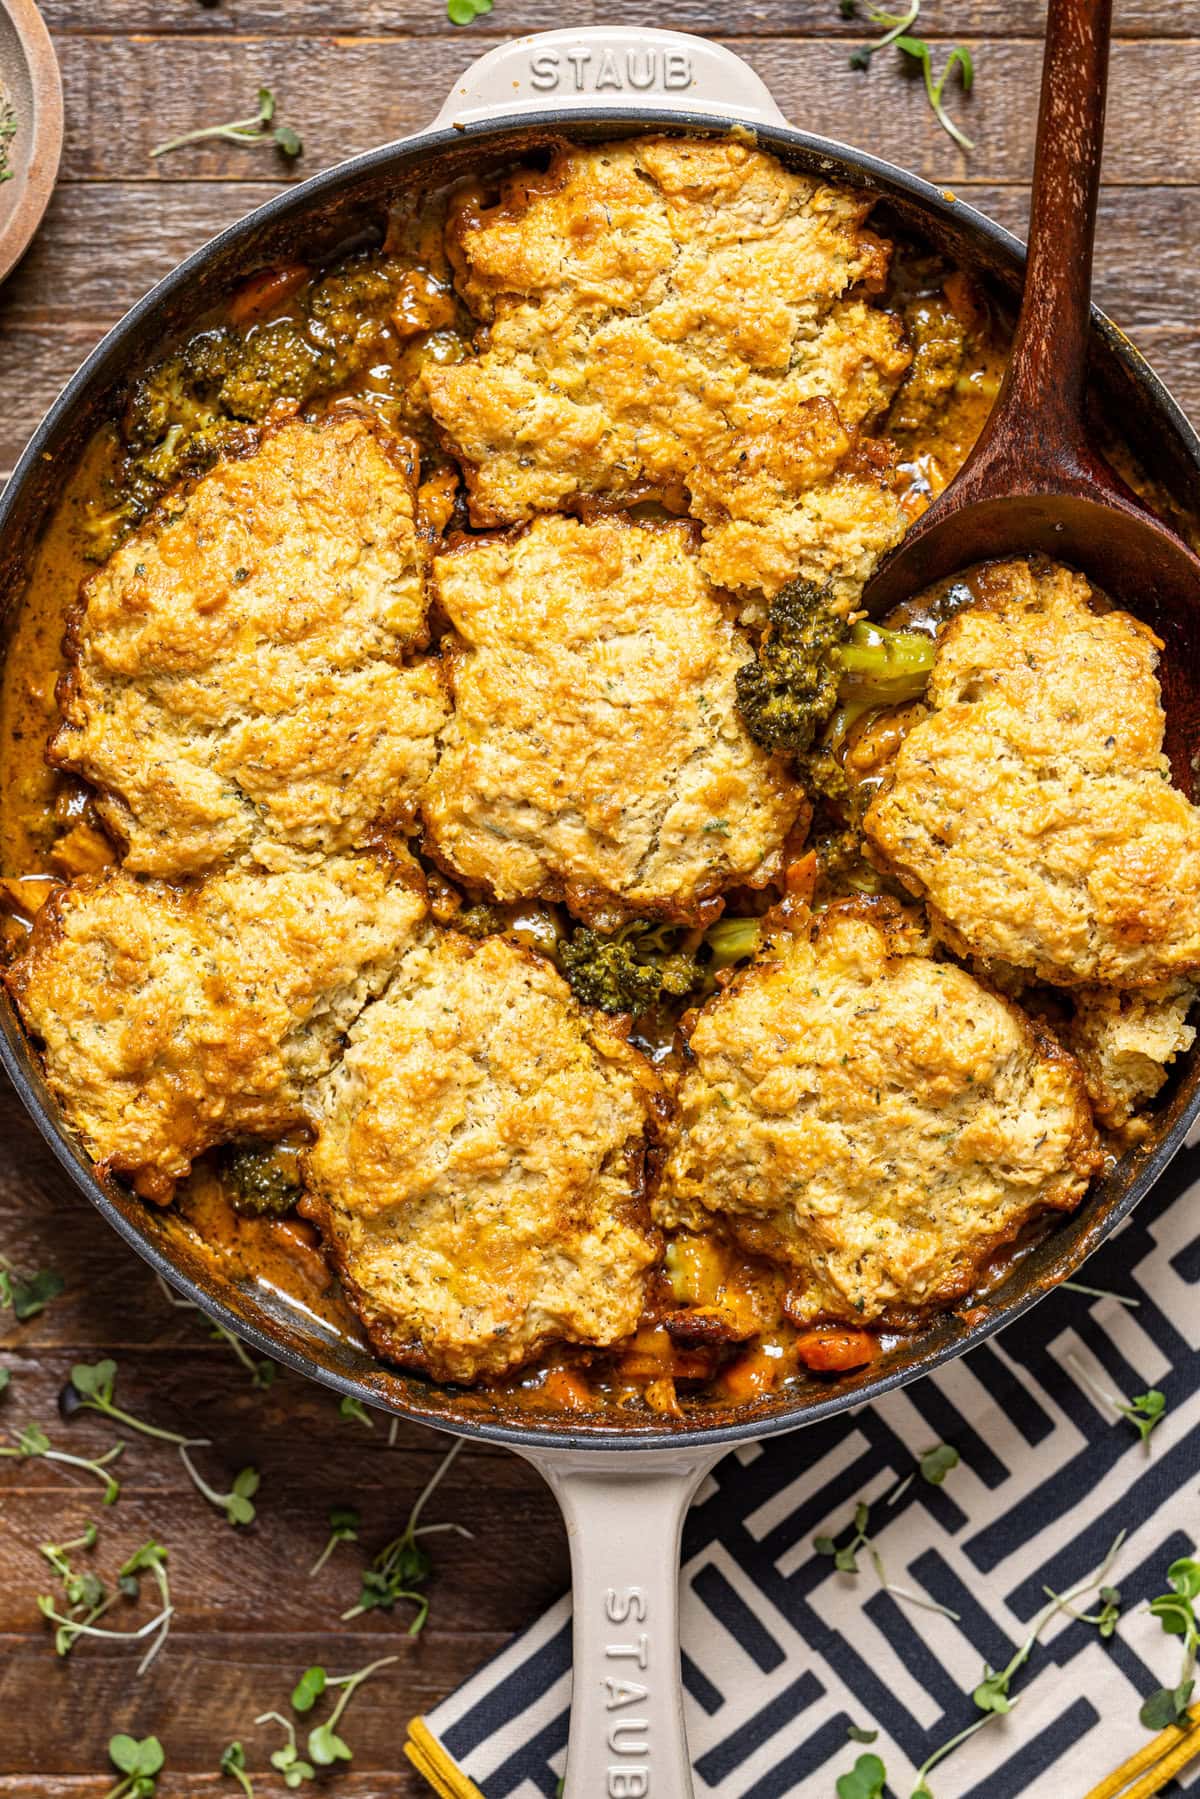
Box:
left=2, top=26, right=1200, bottom=1797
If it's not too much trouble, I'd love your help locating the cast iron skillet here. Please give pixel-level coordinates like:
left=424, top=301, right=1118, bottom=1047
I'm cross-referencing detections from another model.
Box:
left=2, top=30, right=1198, bottom=1795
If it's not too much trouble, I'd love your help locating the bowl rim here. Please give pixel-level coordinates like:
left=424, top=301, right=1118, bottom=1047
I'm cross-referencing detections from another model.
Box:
left=3, top=104, right=1199, bottom=1454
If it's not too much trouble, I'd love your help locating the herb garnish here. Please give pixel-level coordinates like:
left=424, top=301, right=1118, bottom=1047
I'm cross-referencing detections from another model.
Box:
left=105, top=1734, right=164, bottom=1798
left=155, top=1274, right=275, bottom=1388
left=0, top=87, right=16, bottom=186
left=1061, top=1279, right=1140, bottom=1308
left=309, top=1505, right=360, bottom=1578
left=1139, top=1554, right=1200, bottom=1730
left=919, top=1443, right=959, bottom=1485
left=220, top=1741, right=255, bottom=1796
left=177, top=1443, right=260, bottom=1525
left=151, top=87, right=303, bottom=162
left=338, top=1394, right=374, bottom=1429
left=0, top=1255, right=65, bottom=1320
left=39, top=1540, right=173, bottom=1672
left=60, top=1357, right=203, bottom=1446
left=842, top=2, right=975, bottom=152
left=222, top=1741, right=257, bottom=1799
left=836, top=1752, right=887, bottom=1799
left=256, top=1655, right=397, bottom=1783
left=1069, top=1354, right=1167, bottom=1446
left=447, top=0, right=493, bottom=24
left=814, top=1497, right=960, bottom=1620
left=342, top=1437, right=471, bottom=1632
left=1, top=1421, right=123, bottom=1502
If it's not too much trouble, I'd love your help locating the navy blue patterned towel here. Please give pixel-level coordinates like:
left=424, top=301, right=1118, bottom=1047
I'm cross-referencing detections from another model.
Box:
left=422, top=1129, right=1200, bottom=1797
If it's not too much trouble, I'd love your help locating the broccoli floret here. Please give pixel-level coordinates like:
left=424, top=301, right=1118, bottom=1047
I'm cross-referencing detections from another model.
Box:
left=456, top=902, right=510, bottom=940
left=558, top=917, right=762, bottom=1015
left=735, top=579, right=848, bottom=754
left=559, top=922, right=700, bottom=1014
left=736, top=582, right=937, bottom=770
left=304, top=249, right=405, bottom=381
left=124, top=329, right=242, bottom=453
left=217, top=317, right=326, bottom=422
left=220, top=1142, right=302, bottom=1218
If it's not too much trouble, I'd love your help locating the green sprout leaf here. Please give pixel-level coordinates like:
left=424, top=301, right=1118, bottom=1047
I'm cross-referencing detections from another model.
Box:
left=447, top=0, right=493, bottom=23
left=0, top=1262, right=65, bottom=1321
left=847, top=1723, right=879, bottom=1744
left=339, top=1395, right=374, bottom=1429
left=152, top=87, right=303, bottom=161
left=219, top=1740, right=254, bottom=1796
left=893, top=34, right=975, bottom=152
left=919, top=1443, right=960, bottom=1486
left=291, top=1666, right=327, bottom=1713
left=306, top=1722, right=352, bottom=1767
left=836, top=1752, right=887, bottom=1799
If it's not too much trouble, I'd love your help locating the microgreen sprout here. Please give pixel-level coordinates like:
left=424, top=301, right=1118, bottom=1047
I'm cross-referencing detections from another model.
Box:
left=1139, top=1554, right=1200, bottom=1730
left=842, top=2, right=975, bottom=152
left=339, top=1395, right=374, bottom=1429
left=0, top=1369, right=9, bottom=1395
left=836, top=1752, right=887, bottom=1799
left=342, top=1437, right=471, bottom=1632
left=220, top=1741, right=255, bottom=1796
left=919, top=1444, right=959, bottom=1486
left=447, top=0, right=493, bottom=24
left=910, top=1712, right=998, bottom=1798
left=105, top=1734, right=164, bottom=1798
left=177, top=1444, right=260, bottom=1525
left=152, top=87, right=303, bottom=161
left=847, top=1723, right=879, bottom=1745
left=255, top=1656, right=397, bottom=1783
left=254, top=1713, right=314, bottom=1789
left=304, top=1656, right=398, bottom=1766
left=38, top=1539, right=172, bottom=1672
left=40, top=1523, right=102, bottom=1609
left=972, top=1532, right=1125, bottom=1719
left=1, top=1422, right=123, bottom=1502
left=1061, top=1279, right=1140, bottom=1308
left=309, top=1505, right=360, bottom=1578
left=814, top=1498, right=961, bottom=1621
left=893, top=37, right=975, bottom=153
left=1069, top=1354, right=1167, bottom=1447
left=60, top=1358, right=202, bottom=1447
left=154, top=1274, right=275, bottom=1388
left=0, top=1255, right=64, bottom=1320
left=841, top=0, right=919, bottom=69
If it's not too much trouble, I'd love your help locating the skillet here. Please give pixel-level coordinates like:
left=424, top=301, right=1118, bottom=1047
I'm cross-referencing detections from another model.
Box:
left=2, top=28, right=1200, bottom=1795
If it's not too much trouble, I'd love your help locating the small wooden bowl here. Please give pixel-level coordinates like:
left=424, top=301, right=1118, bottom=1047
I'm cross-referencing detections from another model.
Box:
left=0, top=0, right=62, bottom=286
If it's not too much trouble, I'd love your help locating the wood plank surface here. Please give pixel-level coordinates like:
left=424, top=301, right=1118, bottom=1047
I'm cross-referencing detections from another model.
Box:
left=1, top=5, right=1195, bottom=1794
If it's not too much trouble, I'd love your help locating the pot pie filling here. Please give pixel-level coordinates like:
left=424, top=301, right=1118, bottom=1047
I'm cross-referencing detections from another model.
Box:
left=2, top=136, right=1197, bottom=1418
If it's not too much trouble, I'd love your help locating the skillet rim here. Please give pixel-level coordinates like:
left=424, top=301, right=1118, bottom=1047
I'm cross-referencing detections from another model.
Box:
left=2, top=103, right=1199, bottom=1453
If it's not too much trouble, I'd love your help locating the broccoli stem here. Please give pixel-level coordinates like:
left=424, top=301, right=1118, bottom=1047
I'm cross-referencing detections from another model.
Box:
left=834, top=621, right=936, bottom=705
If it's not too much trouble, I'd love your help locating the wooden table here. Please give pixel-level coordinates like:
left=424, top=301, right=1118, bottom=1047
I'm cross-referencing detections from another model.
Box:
left=1, top=3, right=1197, bottom=1791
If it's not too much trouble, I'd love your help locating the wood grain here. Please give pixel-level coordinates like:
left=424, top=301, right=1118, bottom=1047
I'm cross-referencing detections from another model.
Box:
left=47, top=37, right=1200, bottom=186
left=30, top=0, right=1200, bottom=39
left=1, top=7, right=1197, bottom=1794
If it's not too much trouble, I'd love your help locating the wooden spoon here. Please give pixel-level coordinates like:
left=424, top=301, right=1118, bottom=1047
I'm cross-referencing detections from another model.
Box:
left=861, top=0, right=1200, bottom=786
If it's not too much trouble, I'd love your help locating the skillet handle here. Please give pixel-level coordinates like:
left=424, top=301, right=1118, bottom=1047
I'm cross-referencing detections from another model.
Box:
left=427, top=28, right=787, bottom=131
left=518, top=1444, right=726, bottom=1799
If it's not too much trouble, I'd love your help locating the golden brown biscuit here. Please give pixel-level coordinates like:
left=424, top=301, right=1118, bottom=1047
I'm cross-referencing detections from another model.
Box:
left=1064, top=981, right=1196, bottom=1135
left=865, top=560, right=1200, bottom=986
left=423, top=515, right=806, bottom=923
left=303, top=931, right=663, bottom=1382
left=655, top=902, right=1100, bottom=1322
left=53, top=410, right=448, bottom=876
left=6, top=855, right=427, bottom=1199
left=423, top=137, right=911, bottom=601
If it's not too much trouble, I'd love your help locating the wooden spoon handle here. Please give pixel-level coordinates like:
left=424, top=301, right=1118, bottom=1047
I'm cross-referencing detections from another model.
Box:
left=994, top=0, right=1111, bottom=451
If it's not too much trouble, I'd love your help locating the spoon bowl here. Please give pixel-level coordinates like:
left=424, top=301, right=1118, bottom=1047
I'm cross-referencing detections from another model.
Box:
left=862, top=0, right=1200, bottom=797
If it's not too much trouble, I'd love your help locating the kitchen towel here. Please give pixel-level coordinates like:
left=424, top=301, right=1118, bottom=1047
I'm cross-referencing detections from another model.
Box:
left=408, top=1128, right=1200, bottom=1798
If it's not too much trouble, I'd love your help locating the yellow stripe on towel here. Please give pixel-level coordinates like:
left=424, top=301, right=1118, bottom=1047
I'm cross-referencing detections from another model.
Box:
left=404, top=1716, right=489, bottom=1799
